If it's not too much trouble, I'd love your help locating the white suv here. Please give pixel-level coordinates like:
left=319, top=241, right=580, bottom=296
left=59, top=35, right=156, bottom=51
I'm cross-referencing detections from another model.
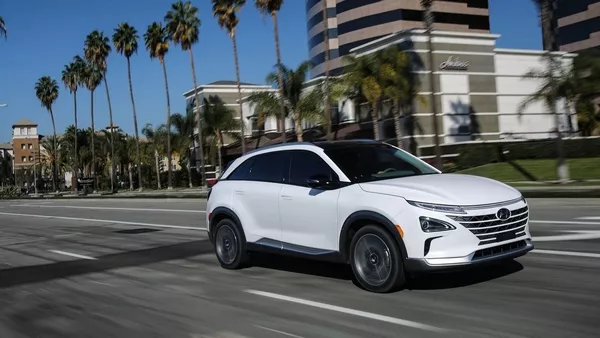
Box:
left=206, top=140, right=533, bottom=293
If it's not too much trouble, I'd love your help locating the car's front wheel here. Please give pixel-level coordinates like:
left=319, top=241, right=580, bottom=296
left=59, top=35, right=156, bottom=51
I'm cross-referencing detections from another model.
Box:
left=349, top=225, right=406, bottom=293
left=213, top=218, right=247, bottom=269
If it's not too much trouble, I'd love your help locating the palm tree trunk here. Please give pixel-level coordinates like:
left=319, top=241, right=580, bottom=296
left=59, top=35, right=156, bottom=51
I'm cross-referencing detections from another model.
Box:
left=189, top=49, right=206, bottom=188
left=103, top=73, right=116, bottom=193
left=322, top=0, right=333, bottom=140
left=216, top=130, right=223, bottom=177
left=272, top=12, right=287, bottom=143
left=394, top=103, right=403, bottom=149
left=128, top=163, right=133, bottom=191
left=232, top=34, right=247, bottom=154
left=294, top=114, right=304, bottom=142
left=187, top=158, right=192, bottom=188
left=539, top=2, right=569, bottom=182
left=90, top=89, right=97, bottom=192
left=50, top=108, right=58, bottom=192
left=154, top=149, right=161, bottom=189
left=161, top=58, right=173, bottom=191
left=73, top=92, right=79, bottom=194
left=126, top=57, right=143, bottom=192
left=423, top=4, right=443, bottom=170
left=370, top=104, right=380, bottom=140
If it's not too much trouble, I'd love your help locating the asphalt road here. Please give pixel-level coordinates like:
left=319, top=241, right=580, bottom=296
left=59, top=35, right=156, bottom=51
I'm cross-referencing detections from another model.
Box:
left=0, top=198, right=599, bottom=338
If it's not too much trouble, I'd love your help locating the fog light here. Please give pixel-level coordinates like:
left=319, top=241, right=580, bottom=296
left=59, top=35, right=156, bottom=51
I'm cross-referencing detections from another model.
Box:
left=419, top=217, right=456, bottom=233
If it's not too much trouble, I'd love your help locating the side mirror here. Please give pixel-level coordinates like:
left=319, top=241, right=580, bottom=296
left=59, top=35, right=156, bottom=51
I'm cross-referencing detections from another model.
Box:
left=306, top=174, right=338, bottom=189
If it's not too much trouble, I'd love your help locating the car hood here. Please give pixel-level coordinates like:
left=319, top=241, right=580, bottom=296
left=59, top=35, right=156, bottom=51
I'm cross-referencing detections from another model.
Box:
left=358, top=173, right=521, bottom=206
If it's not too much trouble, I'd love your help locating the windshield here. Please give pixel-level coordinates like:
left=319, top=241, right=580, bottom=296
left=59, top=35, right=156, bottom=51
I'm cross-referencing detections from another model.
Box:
left=324, top=143, right=439, bottom=183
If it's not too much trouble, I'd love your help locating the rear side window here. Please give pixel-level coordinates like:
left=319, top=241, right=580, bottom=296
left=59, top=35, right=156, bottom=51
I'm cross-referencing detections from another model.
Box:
left=227, top=151, right=288, bottom=183
left=227, top=158, right=255, bottom=180
left=288, top=150, right=336, bottom=187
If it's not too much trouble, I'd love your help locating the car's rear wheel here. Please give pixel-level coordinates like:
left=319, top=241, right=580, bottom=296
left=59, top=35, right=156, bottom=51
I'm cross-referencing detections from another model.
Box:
left=349, top=225, right=406, bottom=293
left=214, top=218, right=247, bottom=269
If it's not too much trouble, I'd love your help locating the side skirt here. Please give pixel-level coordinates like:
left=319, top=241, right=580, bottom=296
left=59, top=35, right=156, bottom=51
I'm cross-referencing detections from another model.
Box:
left=246, top=238, right=344, bottom=263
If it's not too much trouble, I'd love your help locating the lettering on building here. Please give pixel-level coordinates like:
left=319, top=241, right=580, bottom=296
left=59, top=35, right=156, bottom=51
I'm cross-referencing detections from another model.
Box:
left=439, top=56, right=469, bottom=71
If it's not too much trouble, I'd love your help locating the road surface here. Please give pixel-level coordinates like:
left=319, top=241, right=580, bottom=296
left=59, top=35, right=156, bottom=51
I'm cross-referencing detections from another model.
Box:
left=0, top=198, right=599, bottom=338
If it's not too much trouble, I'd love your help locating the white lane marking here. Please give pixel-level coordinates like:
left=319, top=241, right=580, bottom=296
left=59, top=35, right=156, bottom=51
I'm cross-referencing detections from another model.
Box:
left=254, top=325, right=304, bottom=338
left=533, top=230, right=600, bottom=242
left=49, top=250, right=97, bottom=260
left=0, top=212, right=207, bottom=231
left=54, top=232, right=84, bottom=238
left=89, top=280, right=116, bottom=287
left=245, top=290, right=446, bottom=333
left=576, top=216, right=600, bottom=220
left=530, top=220, right=600, bottom=225
left=532, top=249, right=600, bottom=259
left=10, top=204, right=205, bottom=213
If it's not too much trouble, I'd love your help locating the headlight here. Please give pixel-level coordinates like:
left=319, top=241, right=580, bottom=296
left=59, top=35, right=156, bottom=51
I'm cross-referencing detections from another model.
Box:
left=419, top=217, right=456, bottom=232
left=407, top=200, right=466, bottom=214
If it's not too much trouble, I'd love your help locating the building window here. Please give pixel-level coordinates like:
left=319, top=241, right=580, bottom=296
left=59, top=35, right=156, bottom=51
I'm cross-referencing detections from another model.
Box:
left=21, top=128, right=26, bottom=135
left=22, top=156, right=26, bottom=162
left=27, top=127, right=33, bottom=135
left=21, top=144, right=26, bottom=150
left=29, top=156, right=33, bottom=162
left=28, top=144, right=33, bottom=149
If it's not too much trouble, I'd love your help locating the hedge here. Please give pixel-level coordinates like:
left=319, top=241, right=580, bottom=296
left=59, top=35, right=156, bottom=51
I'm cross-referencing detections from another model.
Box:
left=419, top=138, right=600, bottom=171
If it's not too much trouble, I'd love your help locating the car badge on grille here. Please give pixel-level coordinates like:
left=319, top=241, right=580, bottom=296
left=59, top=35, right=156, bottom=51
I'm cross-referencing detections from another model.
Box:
left=496, top=208, right=511, bottom=220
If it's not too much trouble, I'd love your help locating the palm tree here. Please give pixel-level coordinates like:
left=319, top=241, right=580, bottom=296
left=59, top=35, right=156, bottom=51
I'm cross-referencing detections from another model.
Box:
left=113, top=22, right=143, bottom=191
left=203, top=95, right=240, bottom=172
left=530, top=0, right=568, bottom=181
left=212, top=0, right=247, bottom=154
left=321, top=0, right=332, bottom=140
left=81, top=63, right=103, bottom=192
left=255, top=0, right=287, bottom=142
left=0, top=16, right=6, bottom=40
left=34, top=76, right=60, bottom=192
left=144, top=21, right=174, bottom=190
left=342, top=53, right=384, bottom=140
left=141, top=123, right=167, bottom=189
left=84, top=30, right=117, bottom=192
left=165, top=0, right=207, bottom=187
left=420, top=0, right=443, bottom=170
left=378, top=46, right=415, bottom=149
left=171, top=110, right=196, bottom=188
left=518, top=56, right=576, bottom=178
left=61, top=55, right=86, bottom=192
left=248, top=61, right=324, bottom=141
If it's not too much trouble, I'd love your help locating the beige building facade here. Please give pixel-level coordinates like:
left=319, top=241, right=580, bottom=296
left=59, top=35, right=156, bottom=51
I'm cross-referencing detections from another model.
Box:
left=306, top=0, right=491, bottom=78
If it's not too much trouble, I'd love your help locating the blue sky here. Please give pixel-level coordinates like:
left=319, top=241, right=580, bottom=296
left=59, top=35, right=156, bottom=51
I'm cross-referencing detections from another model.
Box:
left=0, top=0, right=542, bottom=142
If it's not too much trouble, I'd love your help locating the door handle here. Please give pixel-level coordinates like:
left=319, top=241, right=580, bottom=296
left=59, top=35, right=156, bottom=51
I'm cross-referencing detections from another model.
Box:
left=280, top=195, right=292, bottom=200
left=235, top=190, right=245, bottom=195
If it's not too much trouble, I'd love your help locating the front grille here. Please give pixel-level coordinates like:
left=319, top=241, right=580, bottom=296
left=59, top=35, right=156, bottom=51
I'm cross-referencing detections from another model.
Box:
left=448, top=205, right=529, bottom=245
left=472, top=240, right=528, bottom=260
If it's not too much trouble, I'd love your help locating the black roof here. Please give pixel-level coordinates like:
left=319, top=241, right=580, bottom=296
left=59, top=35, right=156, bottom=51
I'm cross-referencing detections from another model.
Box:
left=312, top=139, right=381, bottom=150
left=208, top=80, right=257, bottom=86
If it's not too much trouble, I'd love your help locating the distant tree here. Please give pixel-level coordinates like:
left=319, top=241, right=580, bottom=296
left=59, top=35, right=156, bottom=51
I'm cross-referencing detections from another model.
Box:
left=144, top=21, right=174, bottom=190
left=113, top=22, right=143, bottom=191
left=81, top=63, right=103, bottom=191
left=61, top=55, right=86, bottom=190
left=202, top=95, right=240, bottom=172
left=212, top=0, right=247, bottom=154
left=171, top=110, right=196, bottom=188
left=84, top=30, right=117, bottom=191
left=34, top=76, right=60, bottom=191
left=165, top=1, right=207, bottom=187
left=142, top=123, right=168, bottom=189
left=255, top=0, right=287, bottom=141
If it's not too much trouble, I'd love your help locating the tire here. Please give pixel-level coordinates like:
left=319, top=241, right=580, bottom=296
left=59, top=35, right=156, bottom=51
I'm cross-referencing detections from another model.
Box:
left=349, top=225, right=406, bottom=293
left=213, top=218, right=248, bottom=269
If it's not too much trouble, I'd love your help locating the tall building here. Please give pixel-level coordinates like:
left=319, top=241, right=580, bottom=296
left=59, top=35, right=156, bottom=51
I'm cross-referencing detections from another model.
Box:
left=546, top=0, right=600, bottom=52
left=11, top=118, right=41, bottom=170
left=305, top=0, right=491, bottom=78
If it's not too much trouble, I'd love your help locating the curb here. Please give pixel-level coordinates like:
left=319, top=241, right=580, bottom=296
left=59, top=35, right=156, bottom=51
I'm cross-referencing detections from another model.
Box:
left=4, top=190, right=600, bottom=200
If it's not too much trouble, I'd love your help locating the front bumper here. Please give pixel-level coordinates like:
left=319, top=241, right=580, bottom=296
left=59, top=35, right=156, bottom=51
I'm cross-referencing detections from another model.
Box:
left=405, top=238, right=534, bottom=273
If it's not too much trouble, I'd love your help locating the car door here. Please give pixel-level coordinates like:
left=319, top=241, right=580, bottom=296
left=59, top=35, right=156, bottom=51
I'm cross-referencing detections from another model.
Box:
left=279, top=150, right=340, bottom=251
left=228, top=151, right=287, bottom=243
